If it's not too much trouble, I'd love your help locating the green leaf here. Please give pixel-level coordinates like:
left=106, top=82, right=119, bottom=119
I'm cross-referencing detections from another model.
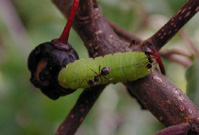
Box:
left=186, top=60, right=199, bottom=107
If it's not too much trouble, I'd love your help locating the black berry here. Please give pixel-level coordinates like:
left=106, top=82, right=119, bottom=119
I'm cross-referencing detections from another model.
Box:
left=28, top=39, right=79, bottom=100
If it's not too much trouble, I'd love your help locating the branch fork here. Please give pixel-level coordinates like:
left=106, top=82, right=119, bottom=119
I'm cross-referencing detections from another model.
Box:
left=52, top=0, right=199, bottom=134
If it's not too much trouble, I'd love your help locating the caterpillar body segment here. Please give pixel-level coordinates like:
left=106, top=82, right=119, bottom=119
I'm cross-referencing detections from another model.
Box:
left=58, top=52, right=156, bottom=89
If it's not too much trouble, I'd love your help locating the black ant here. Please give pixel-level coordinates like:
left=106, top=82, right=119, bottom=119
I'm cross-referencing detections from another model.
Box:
left=145, top=43, right=166, bottom=75
left=145, top=47, right=155, bottom=70
left=87, top=66, right=111, bottom=86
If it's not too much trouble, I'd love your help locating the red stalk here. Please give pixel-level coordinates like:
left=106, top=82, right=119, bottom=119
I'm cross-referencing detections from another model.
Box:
left=59, top=0, right=80, bottom=42
left=151, top=49, right=166, bottom=75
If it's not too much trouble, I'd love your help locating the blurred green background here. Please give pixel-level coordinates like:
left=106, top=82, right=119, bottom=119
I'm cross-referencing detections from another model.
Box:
left=0, top=0, right=199, bottom=135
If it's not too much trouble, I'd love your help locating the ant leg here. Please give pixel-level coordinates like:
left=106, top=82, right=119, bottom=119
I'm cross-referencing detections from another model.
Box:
left=79, top=78, right=96, bottom=87
left=79, top=78, right=88, bottom=86
left=99, top=76, right=112, bottom=84
left=89, top=68, right=98, bottom=76
left=129, top=40, right=136, bottom=48
left=85, top=75, right=95, bottom=77
left=103, top=76, right=115, bottom=82
left=99, top=65, right=101, bottom=74
left=99, top=78, right=104, bottom=84
left=80, top=74, right=95, bottom=85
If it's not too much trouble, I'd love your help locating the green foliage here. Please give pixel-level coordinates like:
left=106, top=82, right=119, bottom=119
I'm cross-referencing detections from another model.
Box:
left=186, top=59, right=199, bottom=107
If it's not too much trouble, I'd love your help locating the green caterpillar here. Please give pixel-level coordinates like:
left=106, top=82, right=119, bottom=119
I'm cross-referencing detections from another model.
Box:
left=58, top=52, right=156, bottom=90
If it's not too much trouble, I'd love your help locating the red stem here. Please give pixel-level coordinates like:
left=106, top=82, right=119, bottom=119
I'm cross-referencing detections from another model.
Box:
left=59, top=0, right=80, bottom=42
left=146, top=44, right=166, bottom=75
left=152, top=50, right=166, bottom=75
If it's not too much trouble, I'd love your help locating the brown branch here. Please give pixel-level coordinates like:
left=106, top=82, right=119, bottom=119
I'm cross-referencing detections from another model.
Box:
left=146, top=0, right=199, bottom=51
left=154, top=123, right=191, bottom=135
left=126, top=70, right=199, bottom=127
left=108, top=20, right=142, bottom=44
left=53, top=0, right=133, bottom=133
left=159, top=49, right=192, bottom=67
left=53, top=0, right=199, bottom=134
left=160, top=49, right=190, bottom=58
left=180, top=30, right=199, bottom=59
left=73, top=1, right=132, bottom=57
left=55, top=85, right=105, bottom=135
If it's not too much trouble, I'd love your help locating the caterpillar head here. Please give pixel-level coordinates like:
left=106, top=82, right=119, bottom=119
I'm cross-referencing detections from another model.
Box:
left=144, top=46, right=166, bottom=75
left=28, top=39, right=78, bottom=100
